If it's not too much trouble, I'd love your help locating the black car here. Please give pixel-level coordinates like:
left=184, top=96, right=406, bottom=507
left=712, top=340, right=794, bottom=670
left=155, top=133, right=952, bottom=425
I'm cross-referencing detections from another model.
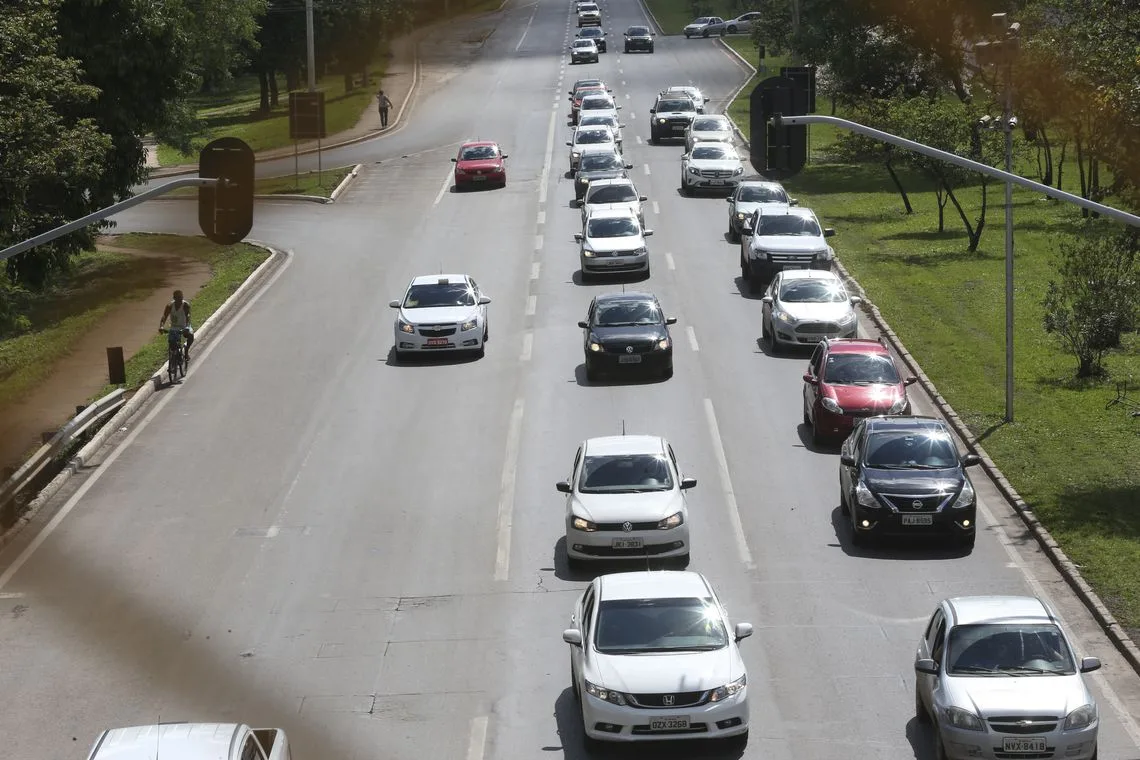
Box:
left=623, top=25, right=654, bottom=53
left=579, top=292, right=676, bottom=381
left=573, top=152, right=633, bottom=200
left=839, top=416, right=981, bottom=550
left=577, top=27, right=607, bottom=52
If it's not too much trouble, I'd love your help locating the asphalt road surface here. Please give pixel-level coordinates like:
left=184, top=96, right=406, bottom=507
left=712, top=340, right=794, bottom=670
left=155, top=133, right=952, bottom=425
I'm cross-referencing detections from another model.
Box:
left=4, top=0, right=1140, bottom=759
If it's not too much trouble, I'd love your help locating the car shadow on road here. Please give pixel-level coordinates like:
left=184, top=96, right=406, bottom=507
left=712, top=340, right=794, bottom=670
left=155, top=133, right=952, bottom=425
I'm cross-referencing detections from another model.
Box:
left=732, top=276, right=765, bottom=301
left=827, top=506, right=975, bottom=561
left=794, top=422, right=841, bottom=455
left=384, top=346, right=482, bottom=367
left=571, top=270, right=652, bottom=287
left=573, top=363, right=669, bottom=387
left=752, top=335, right=812, bottom=360
left=451, top=183, right=502, bottom=193
left=906, top=717, right=937, bottom=760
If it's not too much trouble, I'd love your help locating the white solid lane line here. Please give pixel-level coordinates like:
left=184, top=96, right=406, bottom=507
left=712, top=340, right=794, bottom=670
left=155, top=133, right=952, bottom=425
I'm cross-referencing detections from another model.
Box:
left=665, top=252, right=676, bottom=270
left=433, top=166, right=453, bottom=206
left=686, top=325, right=700, bottom=351
left=703, top=399, right=755, bottom=569
left=515, top=0, right=539, bottom=51
left=467, top=716, right=489, bottom=760
left=538, top=108, right=556, bottom=206
left=495, top=399, right=526, bottom=580
left=525, top=295, right=537, bottom=316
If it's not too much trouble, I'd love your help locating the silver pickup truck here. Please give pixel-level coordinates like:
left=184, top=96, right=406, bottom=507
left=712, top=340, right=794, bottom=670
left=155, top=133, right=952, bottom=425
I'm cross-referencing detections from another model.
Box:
left=87, top=722, right=291, bottom=760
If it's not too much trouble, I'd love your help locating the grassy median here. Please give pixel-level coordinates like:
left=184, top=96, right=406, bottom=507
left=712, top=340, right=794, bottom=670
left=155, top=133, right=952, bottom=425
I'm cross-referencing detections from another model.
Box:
left=712, top=35, right=1140, bottom=636
left=165, top=166, right=355, bottom=199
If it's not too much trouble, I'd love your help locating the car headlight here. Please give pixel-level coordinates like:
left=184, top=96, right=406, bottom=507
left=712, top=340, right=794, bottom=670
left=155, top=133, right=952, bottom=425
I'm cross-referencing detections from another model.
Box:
left=585, top=680, right=627, bottom=705
left=709, top=674, right=746, bottom=702
left=658, top=118, right=666, bottom=124
left=588, top=341, right=602, bottom=352
left=736, top=212, right=746, bottom=220
left=583, top=249, right=596, bottom=257
left=572, top=151, right=581, bottom=158
left=943, top=706, right=985, bottom=732
left=755, top=248, right=771, bottom=260
left=656, top=338, right=670, bottom=350
left=854, top=480, right=881, bottom=508
left=888, top=395, right=909, bottom=414
left=774, top=309, right=794, bottom=324
left=1064, top=704, right=1097, bottom=731
left=572, top=516, right=598, bottom=532
left=950, top=478, right=975, bottom=509
left=398, top=320, right=415, bottom=334
left=733, top=167, right=744, bottom=175
left=657, top=511, right=683, bottom=529
left=821, top=397, right=843, bottom=414
left=630, top=247, right=647, bottom=256
left=837, top=311, right=856, bottom=325
left=460, top=318, right=478, bottom=332
left=688, top=166, right=701, bottom=175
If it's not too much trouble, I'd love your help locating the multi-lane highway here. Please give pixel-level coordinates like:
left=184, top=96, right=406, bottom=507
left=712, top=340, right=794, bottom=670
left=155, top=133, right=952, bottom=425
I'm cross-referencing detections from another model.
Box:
left=2, top=0, right=1140, bottom=759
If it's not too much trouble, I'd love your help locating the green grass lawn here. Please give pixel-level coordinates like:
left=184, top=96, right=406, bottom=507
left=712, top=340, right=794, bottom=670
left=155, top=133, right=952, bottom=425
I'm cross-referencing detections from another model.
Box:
left=643, top=0, right=748, bottom=34
left=165, top=165, right=355, bottom=199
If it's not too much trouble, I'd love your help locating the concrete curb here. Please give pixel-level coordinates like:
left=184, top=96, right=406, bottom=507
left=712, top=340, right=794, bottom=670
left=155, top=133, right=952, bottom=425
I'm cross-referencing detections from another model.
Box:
left=635, top=0, right=665, bottom=35
left=830, top=257, right=1140, bottom=677
left=329, top=164, right=363, bottom=202
left=0, top=241, right=289, bottom=553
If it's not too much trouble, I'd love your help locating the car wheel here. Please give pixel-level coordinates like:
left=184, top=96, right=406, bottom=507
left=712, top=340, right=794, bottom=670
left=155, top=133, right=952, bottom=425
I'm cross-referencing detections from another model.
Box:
left=474, top=345, right=485, bottom=359
left=958, top=531, right=977, bottom=552
left=483, top=324, right=489, bottom=342
left=761, top=315, right=770, bottom=343
left=702, top=29, right=710, bottom=37
left=585, top=361, right=599, bottom=382
left=728, top=24, right=737, bottom=33
left=680, top=181, right=690, bottom=196
left=811, top=418, right=824, bottom=445
left=675, top=552, right=690, bottom=568
left=648, top=45, right=654, bottom=52
left=915, top=685, right=929, bottom=723
left=572, top=666, right=581, bottom=700
left=740, top=253, right=750, bottom=281
left=394, top=348, right=408, bottom=363
left=803, top=401, right=811, bottom=426
left=684, top=32, right=691, bottom=38
left=728, top=225, right=740, bottom=243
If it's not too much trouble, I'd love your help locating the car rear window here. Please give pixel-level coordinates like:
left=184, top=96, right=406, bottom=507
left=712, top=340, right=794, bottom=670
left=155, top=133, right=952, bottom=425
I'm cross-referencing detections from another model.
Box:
left=658, top=99, right=694, bottom=111
left=587, top=185, right=637, bottom=204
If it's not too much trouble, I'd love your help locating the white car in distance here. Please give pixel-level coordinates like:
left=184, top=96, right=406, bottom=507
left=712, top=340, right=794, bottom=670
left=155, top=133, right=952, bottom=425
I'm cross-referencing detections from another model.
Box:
left=570, top=38, right=600, bottom=64
left=661, top=85, right=706, bottom=112
left=577, top=178, right=647, bottom=226
left=578, top=93, right=622, bottom=123
left=389, top=274, right=491, bottom=359
left=726, top=179, right=794, bottom=241
left=562, top=571, right=752, bottom=747
left=575, top=208, right=654, bottom=280
left=684, top=114, right=734, bottom=151
left=577, top=113, right=625, bottom=151
left=680, top=142, right=745, bottom=194
left=568, top=126, right=619, bottom=172
left=557, top=435, right=693, bottom=567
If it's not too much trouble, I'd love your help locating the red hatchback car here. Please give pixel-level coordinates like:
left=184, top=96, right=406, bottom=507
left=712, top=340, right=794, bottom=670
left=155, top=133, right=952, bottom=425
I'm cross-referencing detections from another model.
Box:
left=452, top=141, right=507, bottom=188
left=802, top=337, right=917, bottom=444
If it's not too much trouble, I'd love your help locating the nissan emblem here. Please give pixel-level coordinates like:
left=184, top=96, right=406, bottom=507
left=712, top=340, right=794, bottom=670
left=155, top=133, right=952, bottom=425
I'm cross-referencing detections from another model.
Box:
left=911, top=500, right=923, bottom=509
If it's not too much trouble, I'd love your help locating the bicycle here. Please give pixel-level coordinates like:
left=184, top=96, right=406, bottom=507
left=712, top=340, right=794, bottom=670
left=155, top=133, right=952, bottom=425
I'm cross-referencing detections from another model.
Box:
left=160, top=328, right=189, bottom=383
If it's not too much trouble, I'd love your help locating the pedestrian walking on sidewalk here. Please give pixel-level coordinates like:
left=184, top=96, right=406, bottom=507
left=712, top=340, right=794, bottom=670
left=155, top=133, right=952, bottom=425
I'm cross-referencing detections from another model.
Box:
left=378, top=89, right=393, bottom=128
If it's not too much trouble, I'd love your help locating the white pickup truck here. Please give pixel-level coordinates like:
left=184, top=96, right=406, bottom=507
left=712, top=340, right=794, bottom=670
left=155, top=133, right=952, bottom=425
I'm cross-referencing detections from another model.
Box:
left=87, top=722, right=291, bottom=760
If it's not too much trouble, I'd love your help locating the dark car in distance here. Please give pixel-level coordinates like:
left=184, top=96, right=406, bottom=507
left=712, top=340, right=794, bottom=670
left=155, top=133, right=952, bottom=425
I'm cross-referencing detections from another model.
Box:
left=839, top=416, right=981, bottom=550
left=623, top=25, right=654, bottom=52
left=576, top=27, right=607, bottom=52
left=579, top=292, right=676, bottom=382
left=573, top=151, right=633, bottom=200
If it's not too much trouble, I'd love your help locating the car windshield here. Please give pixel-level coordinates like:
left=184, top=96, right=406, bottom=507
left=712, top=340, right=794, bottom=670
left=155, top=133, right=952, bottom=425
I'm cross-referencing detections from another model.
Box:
left=823, top=353, right=900, bottom=385
left=627, top=26, right=649, bottom=34
left=403, top=283, right=475, bottom=308
left=778, top=278, right=847, bottom=303
left=692, top=146, right=733, bottom=160
left=595, top=300, right=662, bottom=326
left=581, top=97, right=614, bottom=110
left=757, top=215, right=822, bottom=236
left=587, top=217, right=639, bottom=237
left=693, top=118, right=727, bottom=131
left=579, top=4, right=598, bottom=10
left=580, top=28, right=601, bottom=36
left=946, top=624, right=1076, bottom=675
left=864, top=430, right=959, bottom=469
left=573, top=40, right=594, bottom=48
left=739, top=185, right=787, bottom=203
left=658, top=99, right=694, bottom=112
left=580, top=153, right=623, bottom=171
left=595, top=597, right=728, bottom=653
left=579, top=453, right=673, bottom=492
left=575, top=80, right=602, bottom=88
left=587, top=185, right=636, bottom=204
left=459, top=146, right=497, bottom=160
left=575, top=129, right=612, bottom=144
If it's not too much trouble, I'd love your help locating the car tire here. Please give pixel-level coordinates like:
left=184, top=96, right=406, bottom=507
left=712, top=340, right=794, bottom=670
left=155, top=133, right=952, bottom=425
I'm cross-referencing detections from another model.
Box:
left=728, top=24, right=738, bottom=33
left=572, top=666, right=581, bottom=701
left=851, top=521, right=868, bottom=547
left=684, top=32, right=691, bottom=38
left=585, top=361, right=599, bottom=382
left=624, top=45, right=630, bottom=53
left=740, top=253, right=750, bottom=281
left=567, top=555, right=587, bottom=572
left=394, top=348, right=409, bottom=363
left=474, top=345, right=485, bottom=359
left=675, top=552, right=690, bottom=568
left=812, top=418, right=824, bottom=445
left=958, top=531, right=976, bottom=552
left=680, top=181, right=690, bottom=196
left=803, top=403, right=811, bottom=427
left=915, top=685, right=929, bottom=723
left=702, top=29, right=710, bottom=37
left=648, top=45, right=654, bottom=52
left=728, top=225, right=740, bottom=243
left=483, top=324, right=489, bottom=342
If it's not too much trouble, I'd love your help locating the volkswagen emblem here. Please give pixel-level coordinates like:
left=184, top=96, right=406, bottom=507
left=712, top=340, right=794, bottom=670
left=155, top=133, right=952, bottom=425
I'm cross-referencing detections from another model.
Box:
left=663, top=695, right=675, bottom=706
left=622, top=521, right=633, bottom=532
left=626, top=345, right=634, bottom=353
left=911, top=500, right=923, bottom=509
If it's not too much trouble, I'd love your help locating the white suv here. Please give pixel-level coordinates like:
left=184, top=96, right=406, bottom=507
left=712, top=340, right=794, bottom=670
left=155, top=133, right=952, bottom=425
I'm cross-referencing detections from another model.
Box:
left=577, top=2, right=601, bottom=26
left=740, top=205, right=835, bottom=288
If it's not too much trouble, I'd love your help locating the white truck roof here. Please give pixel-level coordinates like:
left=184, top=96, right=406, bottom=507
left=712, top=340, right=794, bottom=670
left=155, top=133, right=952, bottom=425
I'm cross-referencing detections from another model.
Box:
left=89, top=723, right=239, bottom=760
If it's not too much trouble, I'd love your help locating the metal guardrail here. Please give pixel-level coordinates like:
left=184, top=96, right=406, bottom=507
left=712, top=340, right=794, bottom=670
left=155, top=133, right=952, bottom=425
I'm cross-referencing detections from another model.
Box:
left=0, top=388, right=126, bottom=509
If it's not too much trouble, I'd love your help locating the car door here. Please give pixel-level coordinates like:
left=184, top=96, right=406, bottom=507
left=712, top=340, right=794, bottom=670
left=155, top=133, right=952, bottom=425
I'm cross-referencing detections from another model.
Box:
left=917, top=609, right=947, bottom=711
left=469, top=278, right=487, bottom=323
left=839, top=420, right=865, bottom=495
left=666, top=443, right=686, bottom=509
left=762, top=273, right=781, bottom=323
left=582, top=301, right=595, bottom=351
left=565, top=445, right=583, bottom=520
left=570, top=583, right=596, bottom=682
left=804, top=342, right=825, bottom=417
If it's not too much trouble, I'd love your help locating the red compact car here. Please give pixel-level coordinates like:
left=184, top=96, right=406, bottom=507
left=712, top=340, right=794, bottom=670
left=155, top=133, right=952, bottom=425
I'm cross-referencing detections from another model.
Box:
left=452, top=141, right=507, bottom=188
left=802, top=337, right=917, bottom=444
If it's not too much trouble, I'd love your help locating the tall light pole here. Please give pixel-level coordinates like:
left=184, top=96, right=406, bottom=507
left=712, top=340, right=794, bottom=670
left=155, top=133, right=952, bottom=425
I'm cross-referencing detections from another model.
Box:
left=975, top=14, right=1021, bottom=423
left=305, top=0, right=316, bottom=92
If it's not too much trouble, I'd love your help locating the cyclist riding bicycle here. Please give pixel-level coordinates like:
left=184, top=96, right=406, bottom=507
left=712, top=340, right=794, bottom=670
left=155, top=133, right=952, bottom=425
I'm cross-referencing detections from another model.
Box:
left=158, top=289, right=195, bottom=359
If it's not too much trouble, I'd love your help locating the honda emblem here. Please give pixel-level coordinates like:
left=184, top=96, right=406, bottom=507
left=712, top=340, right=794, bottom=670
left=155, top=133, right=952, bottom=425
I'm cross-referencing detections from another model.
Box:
left=663, top=695, right=675, bottom=706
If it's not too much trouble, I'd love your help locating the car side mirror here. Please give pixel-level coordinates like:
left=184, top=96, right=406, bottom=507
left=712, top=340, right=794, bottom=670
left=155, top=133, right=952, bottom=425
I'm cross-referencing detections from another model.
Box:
left=556, top=480, right=572, bottom=493
left=680, top=477, right=697, bottom=489
left=649, top=108, right=656, bottom=114
left=789, top=198, right=799, bottom=205
left=642, top=229, right=654, bottom=236
left=915, top=658, right=939, bottom=675
left=566, top=141, right=573, bottom=146
left=577, top=320, right=589, bottom=328
left=616, top=105, right=623, bottom=109
left=905, top=376, right=917, bottom=385
left=639, top=195, right=647, bottom=201
left=840, top=454, right=856, bottom=467
left=562, top=629, right=583, bottom=646
left=450, top=157, right=457, bottom=162
left=803, top=373, right=818, bottom=385
left=962, top=454, right=982, bottom=467
left=502, top=154, right=509, bottom=159
left=665, top=317, right=677, bottom=325
left=824, top=228, right=836, bottom=237
left=574, top=233, right=584, bottom=242
left=571, top=199, right=581, bottom=207
left=1080, top=656, right=1102, bottom=673
left=388, top=300, right=401, bottom=308
left=624, top=163, right=634, bottom=169
left=761, top=295, right=774, bottom=304
left=850, top=296, right=863, bottom=305
left=619, top=123, right=627, bottom=128
left=725, top=196, right=733, bottom=203
left=734, top=623, right=753, bottom=642
left=478, top=296, right=492, bottom=305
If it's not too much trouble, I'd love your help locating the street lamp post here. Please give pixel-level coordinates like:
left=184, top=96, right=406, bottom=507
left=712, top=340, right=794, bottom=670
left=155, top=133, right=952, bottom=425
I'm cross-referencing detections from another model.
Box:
left=305, top=0, right=316, bottom=92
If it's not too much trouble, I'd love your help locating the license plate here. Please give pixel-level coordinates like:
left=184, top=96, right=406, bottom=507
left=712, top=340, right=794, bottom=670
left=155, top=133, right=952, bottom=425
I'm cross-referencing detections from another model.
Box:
left=612, top=538, right=643, bottom=549
left=901, top=514, right=933, bottom=526
left=672, top=125, right=686, bottom=131
left=1002, top=737, right=1047, bottom=753
left=649, top=717, right=689, bottom=731
left=618, top=354, right=642, bottom=364
left=426, top=338, right=449, bottom=346
left=784, top=263, right=808, bottom=269
left=472, top=175, right=487, bottom=181
left=709, top=179, right=725, bottom=185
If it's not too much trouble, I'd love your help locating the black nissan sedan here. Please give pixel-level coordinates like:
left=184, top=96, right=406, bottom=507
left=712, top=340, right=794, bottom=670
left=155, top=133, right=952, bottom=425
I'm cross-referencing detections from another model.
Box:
left=579, top=292, right=676, bottom=382
left=839, top=415, right=981, bottom=550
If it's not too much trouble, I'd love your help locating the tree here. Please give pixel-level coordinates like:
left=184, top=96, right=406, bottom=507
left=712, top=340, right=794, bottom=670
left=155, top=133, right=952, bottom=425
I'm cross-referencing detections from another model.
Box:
left=1042, top=232, right=1140, bottom=378
left=183, top=0, right=267, bottom=91
left=0, top=0, right=112, bottom=289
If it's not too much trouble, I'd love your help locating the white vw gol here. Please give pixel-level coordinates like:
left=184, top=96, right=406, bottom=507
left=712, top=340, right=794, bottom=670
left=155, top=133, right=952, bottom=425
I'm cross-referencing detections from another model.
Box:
left=563, top=571, right=753, bottom=747
left=557, top=435, right=694, bottom=567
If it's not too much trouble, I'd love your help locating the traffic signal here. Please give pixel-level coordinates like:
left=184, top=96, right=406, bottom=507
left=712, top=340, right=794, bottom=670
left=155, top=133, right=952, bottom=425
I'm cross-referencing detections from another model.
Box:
left=198, top=137, right=254, bottom=245
left=748, top=75, right=809, bottom=179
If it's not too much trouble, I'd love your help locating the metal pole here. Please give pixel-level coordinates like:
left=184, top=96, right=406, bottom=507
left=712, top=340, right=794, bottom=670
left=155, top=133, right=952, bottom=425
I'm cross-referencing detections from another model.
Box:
left=1003, top=63, right=1015, bottom=423
left=305, top=0, right=316, bottom=92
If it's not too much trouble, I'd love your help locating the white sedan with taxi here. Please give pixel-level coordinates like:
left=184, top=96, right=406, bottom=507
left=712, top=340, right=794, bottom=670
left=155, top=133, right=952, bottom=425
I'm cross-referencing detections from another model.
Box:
left=389, top=274, right=491, bottom=359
